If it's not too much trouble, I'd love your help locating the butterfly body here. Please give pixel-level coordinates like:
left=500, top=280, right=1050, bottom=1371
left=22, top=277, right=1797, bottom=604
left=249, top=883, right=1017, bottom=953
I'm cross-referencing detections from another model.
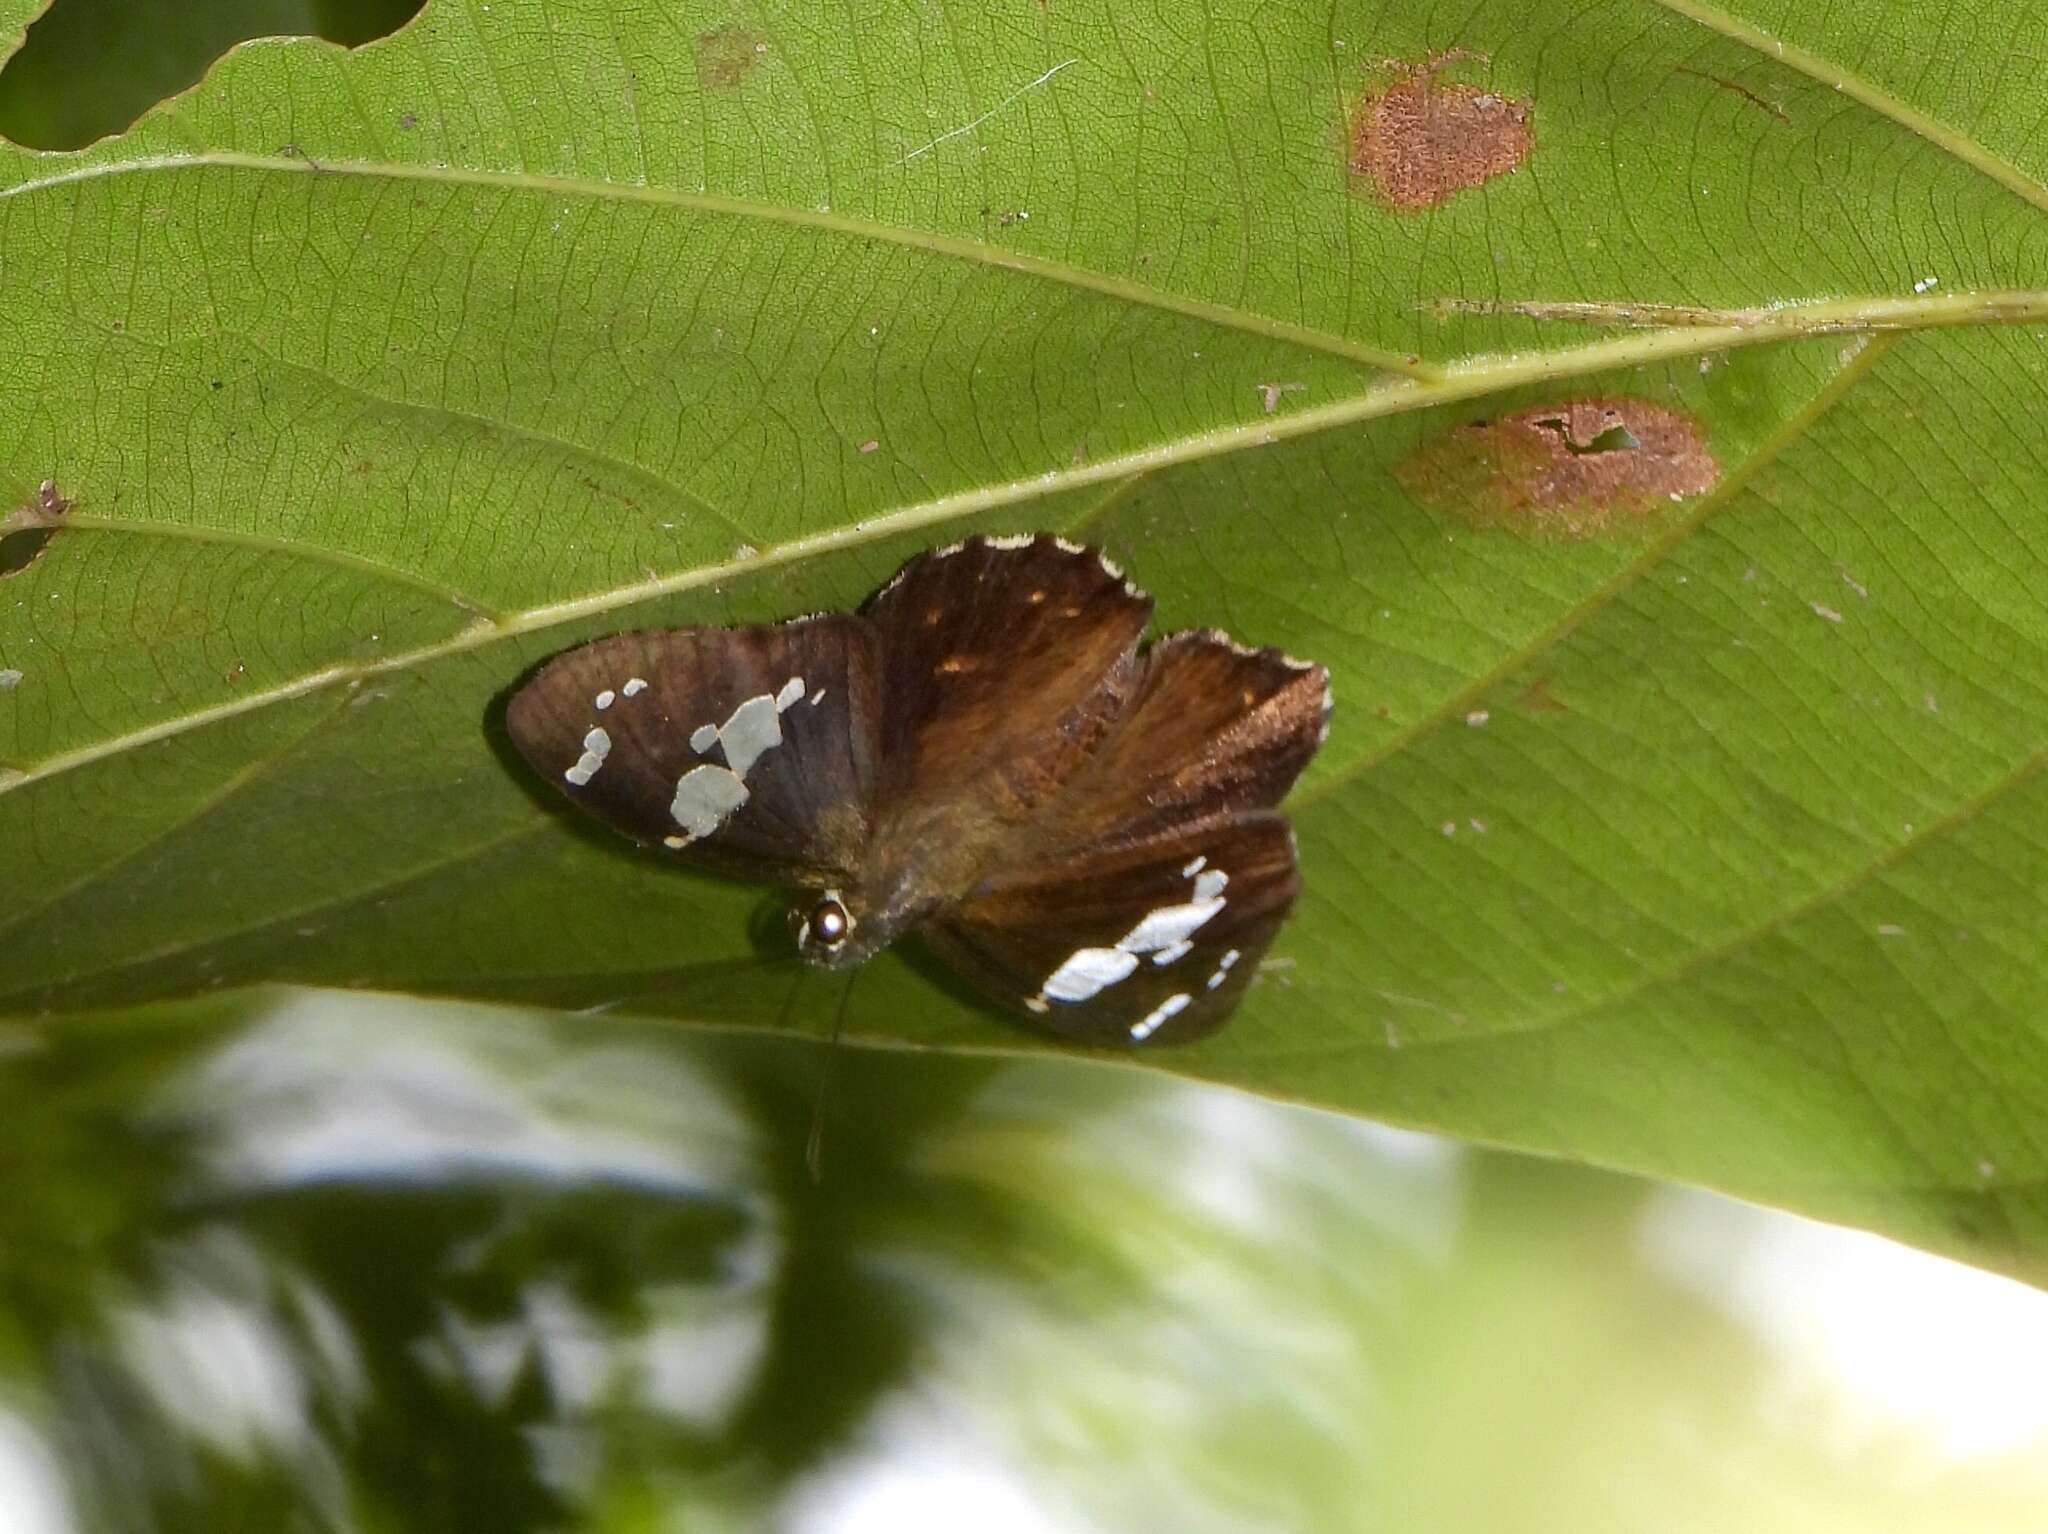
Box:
left=506, top=535, right=1330, bottom=1044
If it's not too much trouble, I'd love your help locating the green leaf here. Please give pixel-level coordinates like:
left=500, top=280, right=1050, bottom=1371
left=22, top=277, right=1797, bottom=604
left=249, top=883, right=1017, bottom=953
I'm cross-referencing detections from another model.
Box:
left=2, top=0, right=2045, bottom=1283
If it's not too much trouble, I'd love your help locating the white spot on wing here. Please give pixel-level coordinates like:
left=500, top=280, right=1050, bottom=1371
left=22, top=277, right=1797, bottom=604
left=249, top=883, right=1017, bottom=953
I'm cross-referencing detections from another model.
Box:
left=1035, top=865, right=1232, bottom=1005
left=717, top=695, right=783, bottom=777
left=689, top=683, right=810, bottom=774
left=1042, top=948, right=1139, bottom=1003
left=1119, top=899, right=1224, bottom=954
left=622, top=677, right=648, bottom=697
left=985, top=533, right=1034, bottom=550
left=1205, top=948, right=1242, bottom=990
left=809, top=688, right=828, bottom=706
left=1130, top=993, right=1191, bottom=1041
left=563, top=726, right=611, bottom=786
left=669, top=765, right=749, bottom=839
left=594, top=689, right=616, bottom=710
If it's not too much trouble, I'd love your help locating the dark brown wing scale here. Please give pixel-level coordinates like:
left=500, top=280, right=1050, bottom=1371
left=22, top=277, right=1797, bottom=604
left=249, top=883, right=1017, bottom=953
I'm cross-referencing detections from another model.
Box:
left=505, top=533, right=1330, bottom=1045
left=1022, top=628, right=1331, bottom=854
left=845, top=535, right=1154, bottom=924
left=505, top=616, right=880, bottom=884
left=930, top=813, right=1302, bottom=1045
left=939, top=625, right=1330, bottom=1042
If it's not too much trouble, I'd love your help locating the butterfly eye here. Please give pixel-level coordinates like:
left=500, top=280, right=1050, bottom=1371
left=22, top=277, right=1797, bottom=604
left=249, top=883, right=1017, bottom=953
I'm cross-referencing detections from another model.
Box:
left=798, top=893, right=853, bottom=952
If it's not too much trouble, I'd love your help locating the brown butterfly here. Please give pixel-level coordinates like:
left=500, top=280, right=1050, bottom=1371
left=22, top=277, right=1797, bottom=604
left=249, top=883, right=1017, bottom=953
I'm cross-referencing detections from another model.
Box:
left=506, top=535, right=1330, bottom=1045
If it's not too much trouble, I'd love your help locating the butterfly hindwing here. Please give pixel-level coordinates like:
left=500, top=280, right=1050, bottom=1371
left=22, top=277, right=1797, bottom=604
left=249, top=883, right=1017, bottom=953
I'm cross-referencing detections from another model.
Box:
left=505, top=617, right=880, bottom=884
left=927, top=812, right=1300, bottom=1046
left=1028, top=629, right=1331, bottom=854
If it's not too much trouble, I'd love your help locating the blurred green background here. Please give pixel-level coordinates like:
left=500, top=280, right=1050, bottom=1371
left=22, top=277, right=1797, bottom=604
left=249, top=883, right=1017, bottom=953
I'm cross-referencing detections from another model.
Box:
left=3, top=990, right=2045, bottom=1532
left=0, top=0, right=421, bottom=151
left=2, top=3, right=2046, bottom=1530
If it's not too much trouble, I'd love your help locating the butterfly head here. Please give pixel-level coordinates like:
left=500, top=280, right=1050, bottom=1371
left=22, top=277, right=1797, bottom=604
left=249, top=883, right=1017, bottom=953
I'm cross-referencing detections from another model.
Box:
left=790, top=888, right=882, bottom=970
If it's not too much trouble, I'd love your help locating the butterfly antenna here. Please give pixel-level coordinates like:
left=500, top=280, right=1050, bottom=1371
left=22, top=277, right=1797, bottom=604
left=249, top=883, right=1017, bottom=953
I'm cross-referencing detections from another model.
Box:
left=805, top=969, right=858, bottom=1185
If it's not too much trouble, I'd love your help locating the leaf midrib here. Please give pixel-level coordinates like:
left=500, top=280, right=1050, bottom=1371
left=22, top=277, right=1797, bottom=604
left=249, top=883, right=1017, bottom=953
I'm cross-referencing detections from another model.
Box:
left=8, top=287, right=2048, bottom=795
left=6, top=145, right=2043, bottom=798
left=5, top=326, right=2034, bottom=1042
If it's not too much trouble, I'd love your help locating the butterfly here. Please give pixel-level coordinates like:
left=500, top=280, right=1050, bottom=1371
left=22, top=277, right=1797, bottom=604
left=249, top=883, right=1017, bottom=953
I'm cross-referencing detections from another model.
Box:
left=505, top=535, right=1331, bottom=1045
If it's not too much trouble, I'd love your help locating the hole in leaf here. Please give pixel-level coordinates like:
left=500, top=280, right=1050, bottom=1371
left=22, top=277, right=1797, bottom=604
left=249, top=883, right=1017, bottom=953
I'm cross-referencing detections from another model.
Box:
left=1395, top=398, right=1719, bottom=538
left=1, top=481, right=72, bottom=578
left=1541, top=420, right=1643, bottom=455
left=0, top=527, right=55, bottom=577
left=0, top=0, right=425, bottom=151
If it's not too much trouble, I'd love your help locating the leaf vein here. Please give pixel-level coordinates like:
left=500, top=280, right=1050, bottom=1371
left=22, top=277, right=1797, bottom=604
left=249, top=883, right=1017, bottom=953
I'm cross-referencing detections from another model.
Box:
left=1648, top=0, right=2048, bottom=215
left=0, top=151, right=1429, bottom=375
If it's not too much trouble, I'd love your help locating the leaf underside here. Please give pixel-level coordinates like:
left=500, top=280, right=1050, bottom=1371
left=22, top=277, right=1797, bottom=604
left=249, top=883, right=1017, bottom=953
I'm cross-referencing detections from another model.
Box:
left=2, top=0, right=2047, bottom=1283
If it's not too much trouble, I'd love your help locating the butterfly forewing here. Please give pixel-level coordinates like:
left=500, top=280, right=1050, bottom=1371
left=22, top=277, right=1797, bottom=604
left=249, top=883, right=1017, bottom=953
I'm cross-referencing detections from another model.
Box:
left=505, top=617, right=880, bottom=884
left=863, top=537, right=1152, bottom=840
left=930, top=812, right=1300, bottom=1045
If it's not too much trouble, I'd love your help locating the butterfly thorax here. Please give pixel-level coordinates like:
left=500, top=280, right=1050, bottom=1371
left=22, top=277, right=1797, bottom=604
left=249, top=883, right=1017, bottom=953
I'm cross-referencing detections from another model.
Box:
left=792, top=804, right=1010, bottom=969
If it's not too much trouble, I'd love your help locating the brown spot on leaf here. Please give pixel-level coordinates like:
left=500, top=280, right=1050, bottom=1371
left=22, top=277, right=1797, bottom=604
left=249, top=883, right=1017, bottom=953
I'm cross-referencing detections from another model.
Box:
left=1, top=480, right=72, bottom=578
left=696, top=24, right=765, bottom=90
left=578, top=475, right=639, bottom=509
left=1348, top=52, right=1532, bottom=211
left=1671, top=66, right=1790, bottom=126
left=1514, top=676, right=1570, bottom=714
left=1395, top=398, right=1719, bottom=537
